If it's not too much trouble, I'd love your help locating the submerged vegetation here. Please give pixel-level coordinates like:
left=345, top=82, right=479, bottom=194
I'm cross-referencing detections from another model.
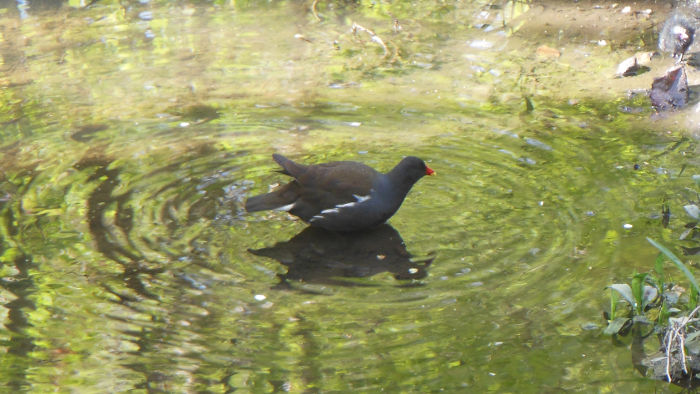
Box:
left=605, top=176, right=700, bottom=386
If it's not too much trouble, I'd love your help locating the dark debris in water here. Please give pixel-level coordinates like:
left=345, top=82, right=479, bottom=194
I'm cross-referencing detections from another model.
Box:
left=640, top=308, right=700, bottom=388
left=604, top=291, right=700, bottom=388
left=650, top=65, right=689, bottom=111
left=71, top=123, right=109, bottom=142
left=168, top=104, right=220, bottom=124
left=682, top=246, right=700, bottom=255
left=616, top=52, right=655, bottom=78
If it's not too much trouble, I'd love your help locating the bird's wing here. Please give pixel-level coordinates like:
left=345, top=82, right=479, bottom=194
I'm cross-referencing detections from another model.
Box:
left=298, top=161, right=377, bottom=202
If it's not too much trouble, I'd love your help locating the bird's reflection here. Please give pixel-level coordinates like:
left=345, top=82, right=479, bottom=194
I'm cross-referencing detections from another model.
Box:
left=248, top=224, right=434, bottom=287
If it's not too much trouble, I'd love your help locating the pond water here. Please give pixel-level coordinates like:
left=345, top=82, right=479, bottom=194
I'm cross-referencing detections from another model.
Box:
left=0, top=0, right=698, bottom=391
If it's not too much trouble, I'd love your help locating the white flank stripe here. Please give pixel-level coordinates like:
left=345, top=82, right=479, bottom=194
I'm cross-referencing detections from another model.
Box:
left=330, top=194, right=371, bottom=210
left=311, top=194, right=371, bottom=222
left=353, top=194, right=371, bottom=202
left=276, top=203, right=296, bottom=211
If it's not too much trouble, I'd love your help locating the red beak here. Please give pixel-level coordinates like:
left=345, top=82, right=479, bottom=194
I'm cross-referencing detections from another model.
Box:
left=426, top=166, right=435, bottom=176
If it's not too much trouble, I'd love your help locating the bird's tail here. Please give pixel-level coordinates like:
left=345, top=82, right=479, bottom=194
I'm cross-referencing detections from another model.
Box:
left=273, top=153, right=306, bottom=177
left=245, top=183, right=298, bottom=212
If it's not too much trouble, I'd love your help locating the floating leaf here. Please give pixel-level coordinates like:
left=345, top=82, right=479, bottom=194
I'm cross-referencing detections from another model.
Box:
left=679, top=227, right=695, bottom=241
left=603, top=317, right=631, bottom=336
left=632, top=315, right=651, bottom=325
left=643, top=285, right=658, bottom=307
left=608, top=284, right=635, bottom=307
left=684, top=204, right=700, bottom=220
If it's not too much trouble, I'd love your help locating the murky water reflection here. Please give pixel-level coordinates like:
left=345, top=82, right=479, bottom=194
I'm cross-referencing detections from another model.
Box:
left=0, top=0, right=697, bottom=391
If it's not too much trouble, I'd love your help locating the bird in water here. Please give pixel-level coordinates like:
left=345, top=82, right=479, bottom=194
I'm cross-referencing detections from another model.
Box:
left=659, top=1, right=700, bottom=62
left=245, top=154, right=434, bottom=232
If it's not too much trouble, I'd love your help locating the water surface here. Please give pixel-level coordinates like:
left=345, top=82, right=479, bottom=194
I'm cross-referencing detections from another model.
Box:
left=0, top=0, right=697, bottom=391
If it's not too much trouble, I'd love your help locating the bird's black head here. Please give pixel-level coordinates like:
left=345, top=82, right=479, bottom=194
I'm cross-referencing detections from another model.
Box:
left=390, top=156, right=435, bottom=185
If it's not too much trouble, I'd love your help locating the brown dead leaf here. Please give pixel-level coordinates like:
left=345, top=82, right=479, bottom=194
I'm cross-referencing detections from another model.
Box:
left=536, top=45, right=560, bottom=58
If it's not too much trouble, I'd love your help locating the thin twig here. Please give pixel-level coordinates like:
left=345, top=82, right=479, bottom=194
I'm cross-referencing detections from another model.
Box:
left=664, top=305, right=700, bottom=381
left=311, top=0, right=321, bottom=21
left=666, top=322, right=676, bottom=381
left=351, top=22, right=388, bottom=57
left=680, top=328, right=688, bottom=374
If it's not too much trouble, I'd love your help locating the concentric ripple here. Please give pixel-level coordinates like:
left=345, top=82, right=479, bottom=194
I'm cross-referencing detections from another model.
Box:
left=0, top=100, right=689, bottom=391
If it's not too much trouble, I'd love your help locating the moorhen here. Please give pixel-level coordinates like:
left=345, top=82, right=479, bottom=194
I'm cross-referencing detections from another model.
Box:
left=659, top=3, right=700, bottom=61
left=245, top=154, right=434, bottom=232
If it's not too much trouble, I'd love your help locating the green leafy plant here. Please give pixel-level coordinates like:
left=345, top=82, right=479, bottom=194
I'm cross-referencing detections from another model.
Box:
left=604, top=239, right=699, bottom=337
left=604, top=272, right=660, bottom=336
left=647, top=237, right=700, bottom=295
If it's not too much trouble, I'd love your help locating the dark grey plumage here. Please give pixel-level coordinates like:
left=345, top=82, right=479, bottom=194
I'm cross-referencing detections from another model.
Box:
left=246, top=154, right=434, bottom=232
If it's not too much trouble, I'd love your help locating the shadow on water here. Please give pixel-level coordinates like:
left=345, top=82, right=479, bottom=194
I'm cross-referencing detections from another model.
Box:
left=0, top=254, right=36, bottom=392
left=249, top=224, right=434, bottom=289
left=75, top=154, right=165, bottom=300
